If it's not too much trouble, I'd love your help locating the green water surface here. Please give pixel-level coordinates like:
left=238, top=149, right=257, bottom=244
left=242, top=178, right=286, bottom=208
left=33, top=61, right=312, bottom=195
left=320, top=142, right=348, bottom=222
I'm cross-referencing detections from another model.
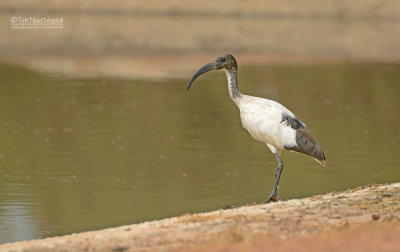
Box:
left=0, top=63, right=399, bottom=243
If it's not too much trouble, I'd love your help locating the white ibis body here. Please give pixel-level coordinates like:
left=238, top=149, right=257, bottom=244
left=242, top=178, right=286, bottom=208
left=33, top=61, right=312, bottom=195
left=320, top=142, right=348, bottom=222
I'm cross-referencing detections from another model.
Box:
left=187, top=54, right=326, bottom=203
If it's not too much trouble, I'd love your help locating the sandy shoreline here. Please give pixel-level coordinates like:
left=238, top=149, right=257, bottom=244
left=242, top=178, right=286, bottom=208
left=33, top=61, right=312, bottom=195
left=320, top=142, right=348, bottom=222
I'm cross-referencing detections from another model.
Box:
left=3, top=53, right=359, bottom=81
left=1, top=183, right=399, bottom=252
left=1, top=0, right=400, bottom=79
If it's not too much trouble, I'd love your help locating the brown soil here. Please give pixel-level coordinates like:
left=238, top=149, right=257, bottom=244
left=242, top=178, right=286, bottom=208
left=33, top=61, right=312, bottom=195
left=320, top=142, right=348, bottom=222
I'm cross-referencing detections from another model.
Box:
left=186, top=225, right=400, bottom=252
left=1, top=183, right=399, bottom=252
left=1, top=0, right=400, bottom=79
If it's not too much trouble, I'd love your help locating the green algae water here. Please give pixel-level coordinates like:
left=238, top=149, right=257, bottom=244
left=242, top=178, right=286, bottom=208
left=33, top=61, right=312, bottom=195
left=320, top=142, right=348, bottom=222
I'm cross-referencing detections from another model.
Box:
left=0, top=63, right=399, bottom=243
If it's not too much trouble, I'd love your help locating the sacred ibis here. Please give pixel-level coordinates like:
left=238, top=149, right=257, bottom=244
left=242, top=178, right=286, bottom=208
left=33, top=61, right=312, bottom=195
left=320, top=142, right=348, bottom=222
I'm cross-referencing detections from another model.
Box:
left=187, top=54, right=326, bottom=203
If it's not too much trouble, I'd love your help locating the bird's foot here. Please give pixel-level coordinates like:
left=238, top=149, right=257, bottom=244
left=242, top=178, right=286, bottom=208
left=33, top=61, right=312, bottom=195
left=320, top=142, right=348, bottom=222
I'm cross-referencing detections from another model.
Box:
left=262, top=192, right=281, bottom=204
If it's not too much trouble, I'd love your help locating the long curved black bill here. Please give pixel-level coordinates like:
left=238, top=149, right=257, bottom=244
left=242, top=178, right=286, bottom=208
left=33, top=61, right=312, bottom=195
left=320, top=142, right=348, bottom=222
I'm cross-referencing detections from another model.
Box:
left=187, top=63, right=213, bottom=90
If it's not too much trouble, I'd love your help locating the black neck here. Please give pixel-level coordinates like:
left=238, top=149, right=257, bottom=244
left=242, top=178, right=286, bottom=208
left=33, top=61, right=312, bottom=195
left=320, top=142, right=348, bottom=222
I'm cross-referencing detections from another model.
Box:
left=226, top=67, right=242, bottom=100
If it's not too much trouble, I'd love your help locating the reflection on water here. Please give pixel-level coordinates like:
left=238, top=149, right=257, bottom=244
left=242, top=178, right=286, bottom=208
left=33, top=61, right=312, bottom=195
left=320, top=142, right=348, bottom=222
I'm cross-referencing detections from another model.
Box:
left=0, top=63, right=399, bottom=243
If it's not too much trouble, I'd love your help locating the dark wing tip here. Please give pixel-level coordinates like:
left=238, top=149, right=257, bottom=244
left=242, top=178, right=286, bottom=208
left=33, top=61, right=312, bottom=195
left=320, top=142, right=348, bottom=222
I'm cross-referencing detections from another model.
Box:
left=286, top=128, right=326, bottom=166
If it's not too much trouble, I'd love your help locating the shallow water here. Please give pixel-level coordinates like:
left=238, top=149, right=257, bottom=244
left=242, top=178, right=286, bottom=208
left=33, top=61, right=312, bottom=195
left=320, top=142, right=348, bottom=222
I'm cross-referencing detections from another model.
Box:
left=0, top=63, right=399, bottom=243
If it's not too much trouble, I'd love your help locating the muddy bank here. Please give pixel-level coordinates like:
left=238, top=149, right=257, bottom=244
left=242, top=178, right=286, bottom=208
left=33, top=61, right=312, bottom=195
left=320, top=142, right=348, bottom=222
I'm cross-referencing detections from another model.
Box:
left=2, top=53, right=347, bottom=81
left=1, top=0, right=400, bottom=79
left=1, top=183, right=399, bottom=252
left=186, top=225, right=400, bottom=252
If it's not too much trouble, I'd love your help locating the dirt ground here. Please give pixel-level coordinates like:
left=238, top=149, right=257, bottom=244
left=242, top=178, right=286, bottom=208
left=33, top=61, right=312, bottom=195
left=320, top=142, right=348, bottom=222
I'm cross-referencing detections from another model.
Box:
left=1, top=183, right=399, bottom=252
left=187, top=225, right=400, bottom=252
left=1, top=0, right=400, bottom=79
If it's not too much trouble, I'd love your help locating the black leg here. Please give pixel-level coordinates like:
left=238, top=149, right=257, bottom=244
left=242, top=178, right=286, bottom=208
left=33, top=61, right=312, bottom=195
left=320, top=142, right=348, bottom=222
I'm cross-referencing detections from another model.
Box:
left=262, top=153, right=283, bottom=203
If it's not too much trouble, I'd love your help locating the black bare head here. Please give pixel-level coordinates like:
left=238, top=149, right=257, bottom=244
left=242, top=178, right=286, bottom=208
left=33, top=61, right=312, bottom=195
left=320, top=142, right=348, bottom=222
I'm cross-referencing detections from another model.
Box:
left=213, top=54, right=237, bottom=70
left=187, top=54, right=237, bottom=89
